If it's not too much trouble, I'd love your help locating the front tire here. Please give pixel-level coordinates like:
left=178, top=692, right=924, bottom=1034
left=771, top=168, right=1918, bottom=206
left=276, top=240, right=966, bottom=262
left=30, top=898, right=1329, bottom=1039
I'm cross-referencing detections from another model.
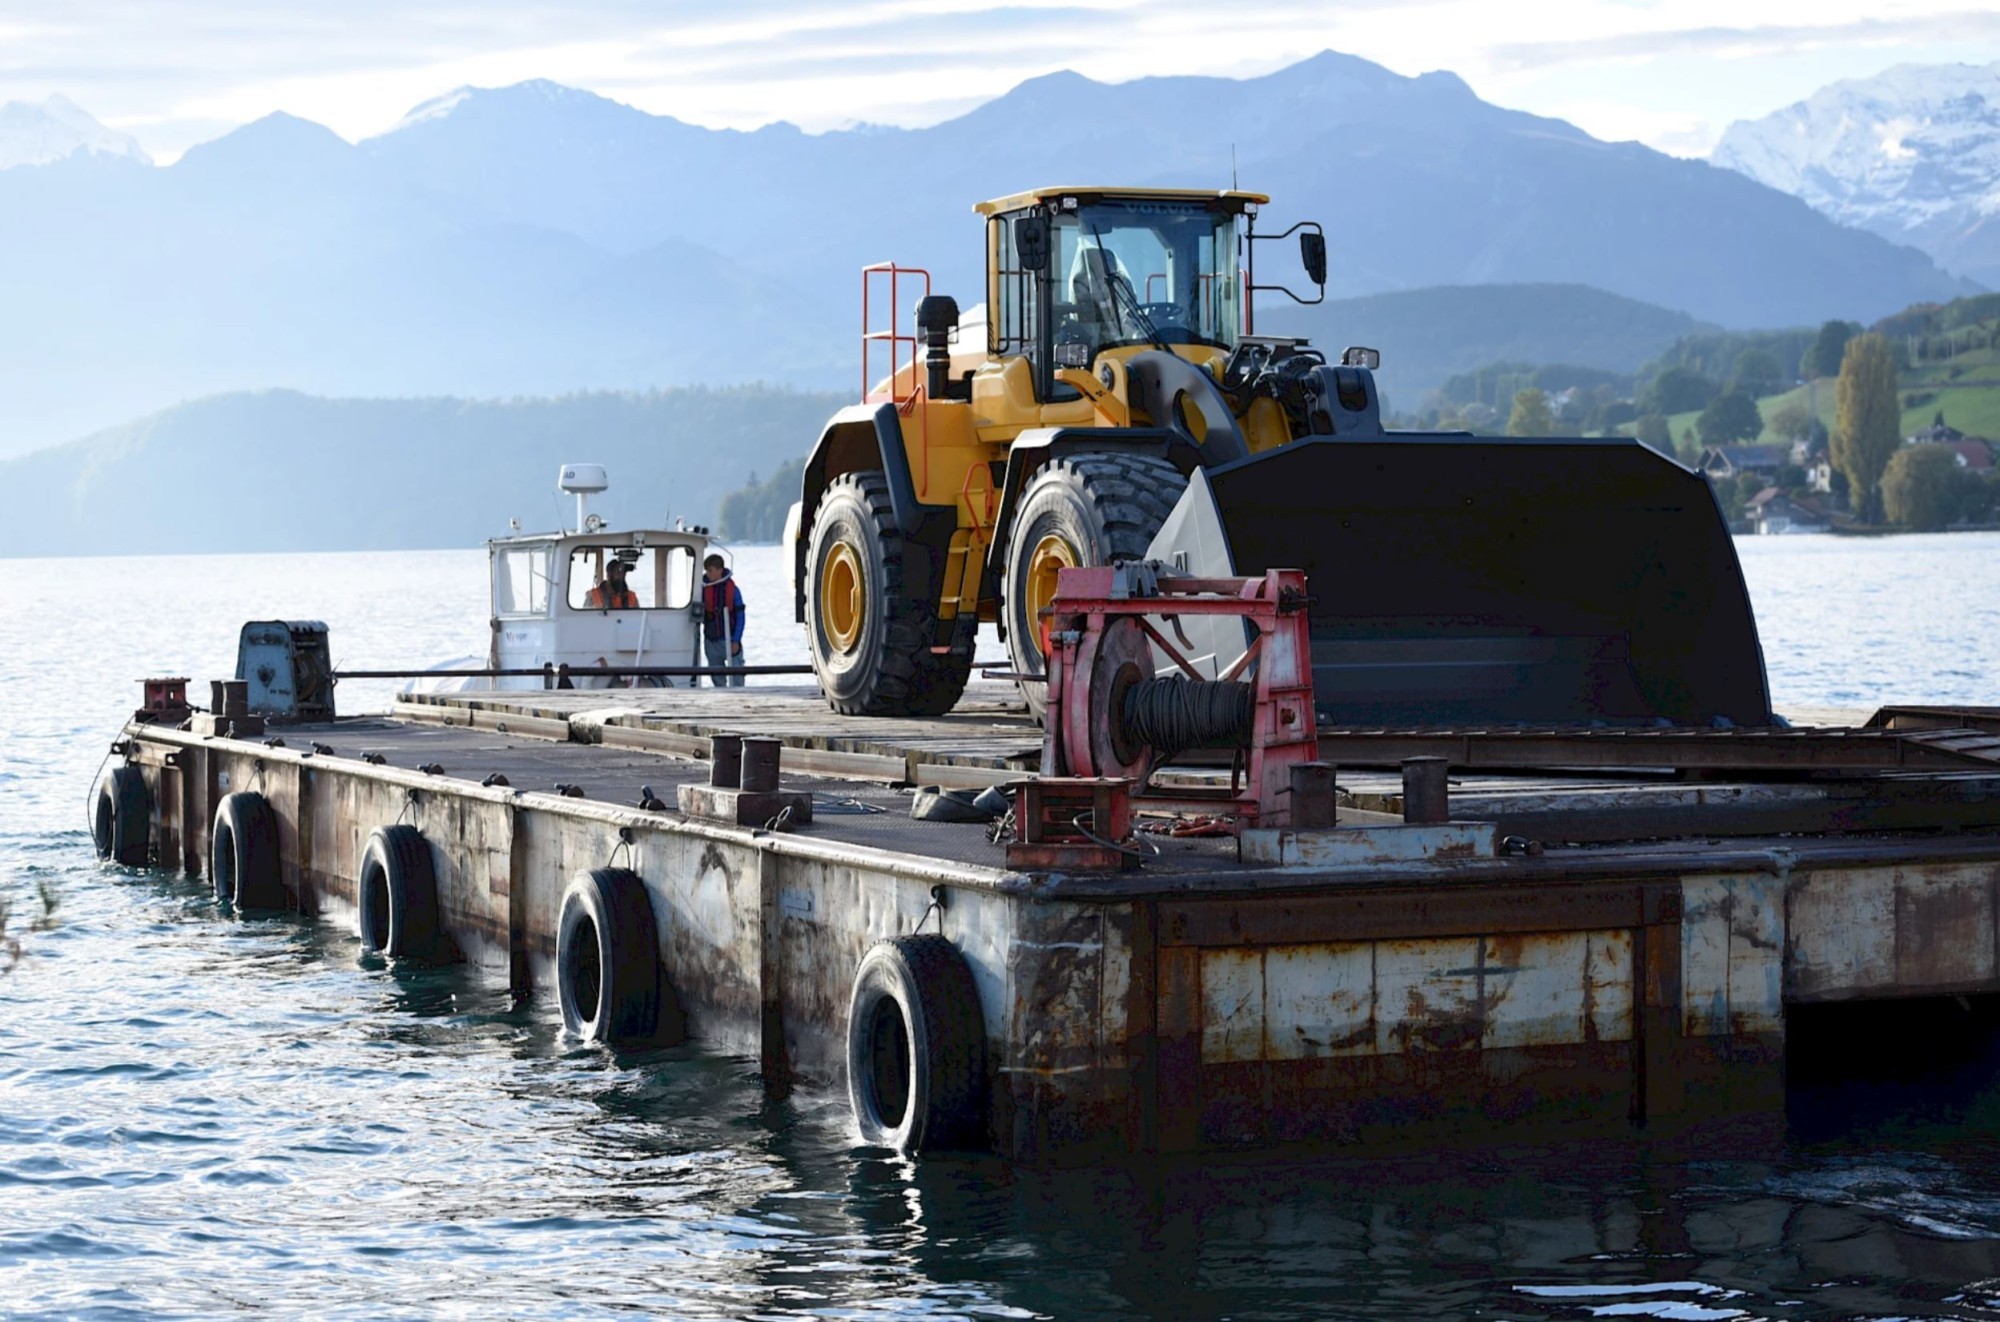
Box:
left=805, top=471, right=972, bottom=717
left=1001, top=451, right=1187, bottom=721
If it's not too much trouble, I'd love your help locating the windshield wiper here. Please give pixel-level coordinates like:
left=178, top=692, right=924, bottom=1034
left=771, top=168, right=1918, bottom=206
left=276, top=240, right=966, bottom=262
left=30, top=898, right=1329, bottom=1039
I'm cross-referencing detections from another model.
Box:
left=1086, top=225, right=1171, bottom=354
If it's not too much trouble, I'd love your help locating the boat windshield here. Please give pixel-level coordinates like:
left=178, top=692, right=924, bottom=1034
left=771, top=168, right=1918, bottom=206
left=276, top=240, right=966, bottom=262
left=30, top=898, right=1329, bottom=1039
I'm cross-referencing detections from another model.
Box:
left=1050, top=200, right=1242, bottom=365
left=565, top=544, right=697, bottom=611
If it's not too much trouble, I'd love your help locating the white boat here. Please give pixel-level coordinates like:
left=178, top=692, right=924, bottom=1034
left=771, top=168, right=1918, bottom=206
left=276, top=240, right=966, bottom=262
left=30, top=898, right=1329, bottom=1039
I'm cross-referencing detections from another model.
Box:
left=411, top=463, right=719, bottom=692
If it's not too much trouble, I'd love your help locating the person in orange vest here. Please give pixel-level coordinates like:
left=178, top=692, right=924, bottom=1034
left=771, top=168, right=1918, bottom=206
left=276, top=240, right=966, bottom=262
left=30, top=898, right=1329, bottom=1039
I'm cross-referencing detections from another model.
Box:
left=700, top=553, right=745, bottom=686
left=584, top=559, right=639, bottom=610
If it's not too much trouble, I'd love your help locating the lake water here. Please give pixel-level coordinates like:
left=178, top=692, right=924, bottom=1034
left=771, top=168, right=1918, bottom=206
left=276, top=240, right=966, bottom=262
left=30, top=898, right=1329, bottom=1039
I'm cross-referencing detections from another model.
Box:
left=3, top=533, right=1999, bottom=1320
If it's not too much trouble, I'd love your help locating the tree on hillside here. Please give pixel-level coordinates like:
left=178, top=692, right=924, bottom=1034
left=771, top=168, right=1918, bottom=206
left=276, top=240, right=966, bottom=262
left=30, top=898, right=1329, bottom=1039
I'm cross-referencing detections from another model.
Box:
left=1804, top=320, right=1861, bottom=379
left=1833, top=333, right=1900, bottom=524
left=1881, top=444, right=1970, bottom=531
left=1697, top=392, right=1764, bottom=445
left=717, top=456, right=806, bottom=541
left=1507, top=388, right=1554, bottom=436
left=1634, top=414, right=1671, bottom=454
left=1641, top=367, right=1720, bottom=416
left=1766, top=398, right=1813, bottom=443
left=1729, top=348, right=1783, bottom=398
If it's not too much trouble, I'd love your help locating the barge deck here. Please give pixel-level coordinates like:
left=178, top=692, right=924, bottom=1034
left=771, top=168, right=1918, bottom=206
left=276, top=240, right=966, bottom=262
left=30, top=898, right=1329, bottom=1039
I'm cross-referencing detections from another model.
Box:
left=105, top=681, right=2000, bottom=1160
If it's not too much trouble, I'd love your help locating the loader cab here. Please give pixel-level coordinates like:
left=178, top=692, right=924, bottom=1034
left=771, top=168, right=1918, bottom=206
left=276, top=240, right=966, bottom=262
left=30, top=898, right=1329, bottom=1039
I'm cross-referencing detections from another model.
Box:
left=979, top=188, right=1268, bottom=403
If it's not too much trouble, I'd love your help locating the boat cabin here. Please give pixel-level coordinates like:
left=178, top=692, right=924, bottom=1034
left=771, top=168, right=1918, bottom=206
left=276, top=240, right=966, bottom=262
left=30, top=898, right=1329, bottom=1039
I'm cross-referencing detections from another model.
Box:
left=484, top=465, right=713, bottom=689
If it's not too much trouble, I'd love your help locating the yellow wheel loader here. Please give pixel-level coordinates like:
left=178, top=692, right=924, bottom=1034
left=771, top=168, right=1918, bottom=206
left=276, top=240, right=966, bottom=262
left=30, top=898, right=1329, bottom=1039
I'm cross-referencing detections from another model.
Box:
left=789, top=186, right=1772, bottom=729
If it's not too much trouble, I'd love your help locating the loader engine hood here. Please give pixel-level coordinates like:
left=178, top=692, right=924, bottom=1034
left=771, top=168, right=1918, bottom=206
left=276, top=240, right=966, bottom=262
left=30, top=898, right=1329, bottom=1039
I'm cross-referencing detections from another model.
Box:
left=1156, top=435, right=1773, bottom=728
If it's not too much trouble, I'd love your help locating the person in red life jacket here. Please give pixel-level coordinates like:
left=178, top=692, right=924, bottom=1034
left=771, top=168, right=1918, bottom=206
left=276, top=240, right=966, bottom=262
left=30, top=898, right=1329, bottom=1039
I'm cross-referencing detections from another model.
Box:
left=584, top=559, right=639, bottom=610
left=701, top=553, right=746, bottom=687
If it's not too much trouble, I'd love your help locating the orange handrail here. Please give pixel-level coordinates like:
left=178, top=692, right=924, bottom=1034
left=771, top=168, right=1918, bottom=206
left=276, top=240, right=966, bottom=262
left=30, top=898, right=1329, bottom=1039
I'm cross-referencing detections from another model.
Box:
left=861, top=262, right=931, bottom=490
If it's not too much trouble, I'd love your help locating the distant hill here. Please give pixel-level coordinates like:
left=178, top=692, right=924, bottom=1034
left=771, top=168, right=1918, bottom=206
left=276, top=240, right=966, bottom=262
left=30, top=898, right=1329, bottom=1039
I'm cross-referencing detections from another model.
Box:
left=0, top=50, right=1974, bottom=457
left=0, top=386, right=846, bottom=557
left=1275, top=283, right=1708, bottom=407
left=1714, top=62, right=2000, bottom=288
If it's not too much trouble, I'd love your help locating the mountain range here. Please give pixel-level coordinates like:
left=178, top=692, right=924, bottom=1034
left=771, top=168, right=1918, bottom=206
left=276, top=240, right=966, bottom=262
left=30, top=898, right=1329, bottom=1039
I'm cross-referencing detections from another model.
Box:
left=1714, top=62, right=2000, bottom=288
left=0, top=387, right=843, bottom=557
left=0, top=51, right=1974, bottom=459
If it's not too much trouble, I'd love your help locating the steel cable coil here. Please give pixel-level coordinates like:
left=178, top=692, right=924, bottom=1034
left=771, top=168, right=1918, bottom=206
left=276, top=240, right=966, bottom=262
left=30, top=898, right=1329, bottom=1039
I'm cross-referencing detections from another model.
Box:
left=1120, top=678, right=1254, bottom=759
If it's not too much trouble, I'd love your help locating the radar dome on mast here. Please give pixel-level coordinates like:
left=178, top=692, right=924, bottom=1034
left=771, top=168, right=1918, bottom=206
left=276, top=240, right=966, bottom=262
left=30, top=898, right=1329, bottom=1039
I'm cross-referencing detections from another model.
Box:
left=558, top=463, right=609, bottom=533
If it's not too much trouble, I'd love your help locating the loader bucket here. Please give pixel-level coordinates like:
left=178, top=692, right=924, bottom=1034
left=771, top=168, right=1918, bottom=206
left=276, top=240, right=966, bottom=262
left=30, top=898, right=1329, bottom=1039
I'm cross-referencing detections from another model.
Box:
left=1169, top=434, right=1772, bottom=728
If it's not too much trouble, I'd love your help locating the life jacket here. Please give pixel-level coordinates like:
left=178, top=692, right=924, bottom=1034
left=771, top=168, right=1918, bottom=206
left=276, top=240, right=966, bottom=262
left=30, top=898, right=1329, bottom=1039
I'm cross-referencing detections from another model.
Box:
left=702, top=571, right=744, bottom=641
left=587, top=581, right=638, bottom=609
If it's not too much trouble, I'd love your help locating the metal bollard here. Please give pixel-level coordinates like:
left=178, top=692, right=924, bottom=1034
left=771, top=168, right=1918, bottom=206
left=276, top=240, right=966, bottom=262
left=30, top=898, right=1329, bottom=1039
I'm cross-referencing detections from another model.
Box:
left=740, top=737, right=782, bottom=793
left=1289, top=761, right=1337, bottom=829
left=1401, top=756, right=1450, bottom=825
left=709, top=734, right=743, bottom=789
left=210, top=680, right=228, bottom=713
left=220, top=679, right=250, bottom=720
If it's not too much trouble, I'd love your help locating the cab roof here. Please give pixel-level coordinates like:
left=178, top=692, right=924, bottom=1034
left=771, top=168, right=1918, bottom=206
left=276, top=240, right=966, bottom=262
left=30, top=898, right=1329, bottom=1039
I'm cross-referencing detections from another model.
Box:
left=973, top=186, right=1269, bottom=217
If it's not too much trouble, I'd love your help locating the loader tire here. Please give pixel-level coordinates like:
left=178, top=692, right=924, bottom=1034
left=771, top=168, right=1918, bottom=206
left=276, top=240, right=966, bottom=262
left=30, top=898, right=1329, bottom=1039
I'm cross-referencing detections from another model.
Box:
left=806, top=471, right=974, bottom=717
left=1001, top=451, right=1187, bottom=722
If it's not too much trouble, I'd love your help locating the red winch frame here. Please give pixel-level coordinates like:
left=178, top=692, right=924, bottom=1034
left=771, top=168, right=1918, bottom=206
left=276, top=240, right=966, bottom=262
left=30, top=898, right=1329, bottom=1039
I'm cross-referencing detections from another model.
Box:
left=1039, top=564, right=1319, bottom=830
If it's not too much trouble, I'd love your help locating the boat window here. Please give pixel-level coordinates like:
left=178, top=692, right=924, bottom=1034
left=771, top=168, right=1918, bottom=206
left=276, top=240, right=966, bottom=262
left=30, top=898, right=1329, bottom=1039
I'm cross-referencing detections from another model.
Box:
left=566, top=545, right=696, bottom=611
left=494, top=546, right=552, bottom=616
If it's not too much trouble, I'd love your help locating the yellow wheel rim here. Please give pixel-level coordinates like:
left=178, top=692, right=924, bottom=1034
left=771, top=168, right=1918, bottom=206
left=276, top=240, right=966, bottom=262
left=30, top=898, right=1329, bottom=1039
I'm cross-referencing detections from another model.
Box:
left=821, top=541, right=865, bottom=652
left=1025, top=533, right=1079, bottom=657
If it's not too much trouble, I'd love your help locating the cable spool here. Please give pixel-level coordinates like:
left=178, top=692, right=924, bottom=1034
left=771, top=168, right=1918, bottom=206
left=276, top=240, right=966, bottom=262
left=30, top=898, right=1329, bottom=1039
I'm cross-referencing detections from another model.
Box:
left=1063, top=616, right=1258, bottom=780
left=1121, top=678, right=1253, bottom=760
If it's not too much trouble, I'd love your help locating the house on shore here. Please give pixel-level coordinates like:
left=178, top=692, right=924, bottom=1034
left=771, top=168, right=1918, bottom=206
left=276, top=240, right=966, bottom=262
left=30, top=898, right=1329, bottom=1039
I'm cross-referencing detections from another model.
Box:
left=1699, top=445, right=1786, bottom=482
left=1744, top=487, right=1831, bottom=535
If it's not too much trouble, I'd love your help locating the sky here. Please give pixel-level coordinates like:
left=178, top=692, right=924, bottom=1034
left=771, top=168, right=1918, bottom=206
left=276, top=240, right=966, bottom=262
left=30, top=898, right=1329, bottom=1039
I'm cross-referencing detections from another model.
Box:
left=1, top=0, right=1997, bottom=162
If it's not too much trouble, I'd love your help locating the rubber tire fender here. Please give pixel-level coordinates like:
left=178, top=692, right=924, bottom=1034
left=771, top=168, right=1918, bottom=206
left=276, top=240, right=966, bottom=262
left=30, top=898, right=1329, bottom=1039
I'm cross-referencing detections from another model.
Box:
left=1000, top=451, right=1188, bottom=722
left=805, top=470, right=973, bottom=718
left=211, top=791, right=284, bottom=909
left=93, top=765, right=150, bottom=866
left=356, top=824, right=443, bottom=960
left=557, top=867, right=668, bottom=1045
left=846, top=933, right=988, bottom=1153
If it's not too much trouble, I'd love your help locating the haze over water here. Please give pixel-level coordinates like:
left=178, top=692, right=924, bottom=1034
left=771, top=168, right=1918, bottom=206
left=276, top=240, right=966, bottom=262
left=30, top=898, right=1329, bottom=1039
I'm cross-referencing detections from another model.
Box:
left=3, top=535, right=1999, bottom=1320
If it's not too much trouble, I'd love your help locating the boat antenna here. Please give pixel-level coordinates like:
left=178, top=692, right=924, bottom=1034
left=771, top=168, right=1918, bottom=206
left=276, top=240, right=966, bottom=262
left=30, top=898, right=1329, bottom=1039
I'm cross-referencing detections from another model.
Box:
left=1232, top=144, right=1238, bottom=191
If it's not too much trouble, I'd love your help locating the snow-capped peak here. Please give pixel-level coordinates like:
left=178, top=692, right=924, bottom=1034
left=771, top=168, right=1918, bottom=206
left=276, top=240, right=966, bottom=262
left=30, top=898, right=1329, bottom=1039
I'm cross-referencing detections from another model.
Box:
left=1711, top=62, right=2000, bottom=285
left=0, top=95, right=151, bottom=169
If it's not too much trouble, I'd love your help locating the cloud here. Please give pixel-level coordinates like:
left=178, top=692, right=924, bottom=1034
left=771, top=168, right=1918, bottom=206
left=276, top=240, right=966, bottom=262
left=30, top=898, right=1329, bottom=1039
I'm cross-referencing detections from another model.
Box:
left=1490, top=9, right=2000, bottom=71
left=1, top=0, right=1996, bottom=162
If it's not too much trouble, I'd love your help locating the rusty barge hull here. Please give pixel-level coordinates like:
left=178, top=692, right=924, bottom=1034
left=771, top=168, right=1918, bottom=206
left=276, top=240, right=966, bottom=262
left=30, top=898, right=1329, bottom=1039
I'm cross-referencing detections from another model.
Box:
left=111, top=685, right=2000, bottom=1160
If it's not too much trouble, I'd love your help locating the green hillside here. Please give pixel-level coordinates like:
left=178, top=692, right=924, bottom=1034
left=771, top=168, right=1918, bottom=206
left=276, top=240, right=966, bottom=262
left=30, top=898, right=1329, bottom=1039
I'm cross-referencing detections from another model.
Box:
left=0, top=386, right=847, bottom=557
left=1264, top=283, right=1710, bottom=408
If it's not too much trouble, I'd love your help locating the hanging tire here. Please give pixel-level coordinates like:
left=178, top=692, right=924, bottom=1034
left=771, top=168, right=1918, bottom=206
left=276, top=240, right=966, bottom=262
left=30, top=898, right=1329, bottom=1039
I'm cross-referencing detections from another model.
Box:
left=93, top=765, right=150, bottom=866
left=211, top=791, right=284, bottom=909
left=356, top=824, right=443, bottom=960
left=846, top=933, right=987, bottom=1153
left=806, top=470, right=973, bottom=717
left=557, top=867, right=667, bottom=1045
left=1001, top=451, right=1187, bottom=721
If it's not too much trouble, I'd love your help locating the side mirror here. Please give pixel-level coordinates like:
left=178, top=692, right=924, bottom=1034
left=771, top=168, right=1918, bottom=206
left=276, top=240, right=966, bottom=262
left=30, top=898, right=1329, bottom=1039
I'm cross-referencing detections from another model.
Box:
left=1015, top=215, right=1050, bottom=272
left=1300, top=230, right=1327, bottom=287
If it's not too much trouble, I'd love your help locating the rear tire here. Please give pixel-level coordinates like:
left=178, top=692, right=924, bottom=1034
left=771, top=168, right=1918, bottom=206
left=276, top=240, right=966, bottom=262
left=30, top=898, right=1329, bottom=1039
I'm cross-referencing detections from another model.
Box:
left=805, top=471, right=973, bottom=717
left=1001, top=451, right=1187, bottom=721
